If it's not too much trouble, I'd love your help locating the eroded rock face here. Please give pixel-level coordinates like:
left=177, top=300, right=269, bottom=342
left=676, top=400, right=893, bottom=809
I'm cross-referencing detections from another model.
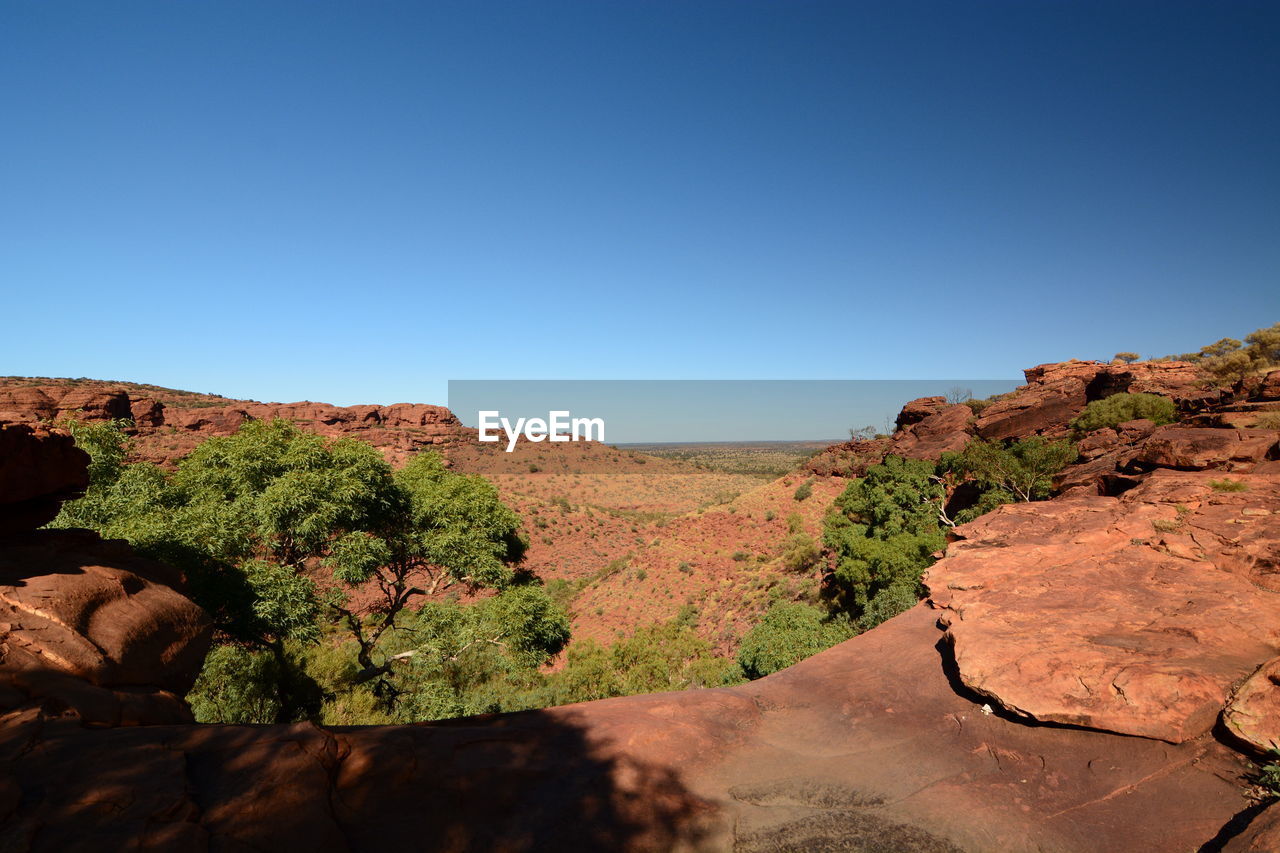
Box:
left=0, top=531, right=212, bottom=726
left=0, top=425, right=89, bottom=534
left=927, top=469, right=1280, bottom=742
left=0, top=426, right=211, bottom=727
left=1223, top=657, right=1280, bottom=754
left=975, top=360, right=1211, bottom=441
left=1130, top=426, right=1279, bottom=471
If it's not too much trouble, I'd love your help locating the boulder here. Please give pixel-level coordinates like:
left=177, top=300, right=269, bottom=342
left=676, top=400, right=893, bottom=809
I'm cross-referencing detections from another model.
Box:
left=1224, top=804, right=1280, bottom=852
left=0, top=424, right=89, bottom=534
left=1131, top=427, right=1279, bottom=471
left=975, top=360, right=1210, bottom=441
left=0, top=387, right=58, bottom=421
left=54, top=388, right=132, bottom=420
left=894, top=403, right=974, bottom=459
left=1256, top=370, right=1280, bottom=401
left=927, top=469, right=1280, bottom=743
left=0, top=529, right=210, bottom=695
left=896, top=396, right=950, bottom=429
left=130, top=398, right=165, bottom=427
left=1223, top=656, right=1280, bottom=754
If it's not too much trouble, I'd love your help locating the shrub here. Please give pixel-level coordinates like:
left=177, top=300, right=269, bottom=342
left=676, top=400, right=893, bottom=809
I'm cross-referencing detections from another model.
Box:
left=677, top=561, right=693, bottom=574
left=731, top=551, right=751, bottom=562
left=1071, top=393, right=1176, bottom=432
left=781, top=532, right=822, bottom=572
left=737, top=602, right=854, bottom=679
left=793, top=480, right=814, bottom=502
left=1252, top=412, right=1280, bottom=429
left=1112, top=352, right=1140, bottom=364
left=943, top=436, right=1077, bottom=503
left=1209, top=478, right=1248, bottom=492
left=1259, top=752, right=1280, bottom=796
left=764, top=510, right=776, bottom=522
left=823, top=456, right=946, bottom=612
left=786, top=512, right=805, bottom=534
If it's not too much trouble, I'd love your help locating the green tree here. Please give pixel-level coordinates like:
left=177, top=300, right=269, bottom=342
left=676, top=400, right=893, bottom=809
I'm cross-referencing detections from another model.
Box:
left=944, top=437, right=1076, bottom=503
left=823, top=456, right=945, bottom=612
left=1112, top=352, right=1140, bottom=364
left=737, top=601, right=854, bottom=679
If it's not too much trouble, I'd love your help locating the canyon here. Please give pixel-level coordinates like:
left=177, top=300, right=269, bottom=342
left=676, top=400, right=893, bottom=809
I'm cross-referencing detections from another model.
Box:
left=0, top=360, right=1278, bottom=850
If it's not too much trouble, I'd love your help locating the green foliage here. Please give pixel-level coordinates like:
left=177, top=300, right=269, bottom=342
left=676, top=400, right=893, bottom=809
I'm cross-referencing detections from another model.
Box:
left=1172, top=323, right=1280, bottom=384
left=780, top=532, right=822, bottom=572
left=1070, top=393, right=1177, bottom=432
left=1209, top=478, right=1248, bottom=492
left=186, top=643, right=320, bottom=724
left=854, top=581, right=920, bottom=631
left=823, top=456, right=944, bottom=612
left=1259, top=751, right=1280, bottom=796
left=1112, top=352, right=1141, bottom=364
left=737, top=601, right=854, bottom=679
left=793, top=479, right=813, bottom=502
left=943, top=437, right=1077, bottom=503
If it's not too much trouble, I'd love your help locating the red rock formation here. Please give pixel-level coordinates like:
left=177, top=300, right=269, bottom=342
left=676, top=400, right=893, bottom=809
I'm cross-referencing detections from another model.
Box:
left=1130, top=426, right=1279, bottom=471
left=0, top=424, right=89, bottom=534
left=928, top=469, right=1280, bottom=742
left=0, top=427, right=211, bottom=728
left=1223, top=656, right=1280, bottom=754
left=2, top=369, right=1278, bottom=849
left=975, top=359, right=1212, bottom=440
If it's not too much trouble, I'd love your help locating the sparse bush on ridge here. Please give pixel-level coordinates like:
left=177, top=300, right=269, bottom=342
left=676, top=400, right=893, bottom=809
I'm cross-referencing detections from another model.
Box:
left=793, top=479, right=813, bottom=501
left=1070, top=393, right=1176, bottom=433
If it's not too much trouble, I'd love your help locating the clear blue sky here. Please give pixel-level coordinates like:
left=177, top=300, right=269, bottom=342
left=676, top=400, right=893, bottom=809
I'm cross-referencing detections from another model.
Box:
left=2, top=1, right=1277, bottom=406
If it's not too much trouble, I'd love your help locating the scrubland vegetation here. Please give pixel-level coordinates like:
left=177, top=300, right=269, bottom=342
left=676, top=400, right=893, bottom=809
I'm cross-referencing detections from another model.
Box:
left=53, top=408, right=1079, bottom=722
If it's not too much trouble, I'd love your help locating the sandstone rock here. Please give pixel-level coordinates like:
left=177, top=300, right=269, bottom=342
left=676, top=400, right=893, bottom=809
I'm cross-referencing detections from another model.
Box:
left=927, top=469, right=1280, bottom=742
left=1076, top=428, right=1120, bottom=460
left=1131, top=426, right=1279, bottom=471
left=896, top=396, right=950, bottom=429
left=163, top=406, right=250, bottom=434
left=53, top=388, right=132, bottom=420
left=0, top=529, right=210, bottom=699
left=1224, top=803, right=1280, bottom=852
left=0, top=606, right=1256, bottom=851
left=0, top=425, right=89, bottom=534
left=893, top=403, right=973, bottom=459
left=129, top=398, right=165, bottom=427
left=1223, top=656, right=1280, bottom=754
left=1256, top=370, right=1280, bottom=401
left=0, top=387, right=57, bottom=421
left=975, top=360, right=1210, bottom=441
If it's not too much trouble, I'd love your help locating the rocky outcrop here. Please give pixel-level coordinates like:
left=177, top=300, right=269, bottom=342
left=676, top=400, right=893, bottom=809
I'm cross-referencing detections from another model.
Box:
left=928, top=469, right=1280, bottom=742
left=1130, top=426, right=1279, bottom=471
left=0, top=424, right=89, bottom=534
left=1223, top=657, right=1280, bottom=754
left=0, top=426, right=211, bottom=727
left=3, top=367, right=1278, bottom=850
left=0, top=381, right=470, bottom=467
left=974, top=359, right=1212, bottom=441
left=0, top=605, right=1259, bottom=852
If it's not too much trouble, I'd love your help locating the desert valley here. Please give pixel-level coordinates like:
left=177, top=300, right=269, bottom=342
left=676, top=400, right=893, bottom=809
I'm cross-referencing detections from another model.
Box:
left=1, top=327, right=1280, bottom=850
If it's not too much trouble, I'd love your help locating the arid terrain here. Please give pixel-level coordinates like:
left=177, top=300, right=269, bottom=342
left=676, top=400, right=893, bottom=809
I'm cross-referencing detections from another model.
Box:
left=1, top=358, right=1279, bottom=849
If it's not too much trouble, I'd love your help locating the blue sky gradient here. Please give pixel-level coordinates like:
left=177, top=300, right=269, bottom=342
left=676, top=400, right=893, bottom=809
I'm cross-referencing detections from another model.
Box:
left=2, top=1, right=1277, bottom=406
